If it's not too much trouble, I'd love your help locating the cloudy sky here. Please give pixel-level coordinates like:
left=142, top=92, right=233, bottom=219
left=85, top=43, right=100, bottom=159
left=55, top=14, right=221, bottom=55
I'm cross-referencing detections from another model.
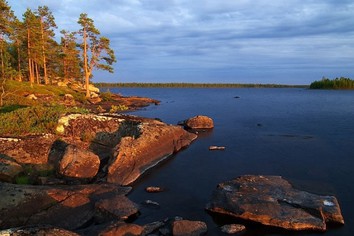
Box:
left=7, top=0, right=354, bottom=84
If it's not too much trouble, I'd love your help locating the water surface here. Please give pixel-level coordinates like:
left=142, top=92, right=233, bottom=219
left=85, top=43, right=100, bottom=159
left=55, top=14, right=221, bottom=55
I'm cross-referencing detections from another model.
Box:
left=107, top=87, right=354, bottom=236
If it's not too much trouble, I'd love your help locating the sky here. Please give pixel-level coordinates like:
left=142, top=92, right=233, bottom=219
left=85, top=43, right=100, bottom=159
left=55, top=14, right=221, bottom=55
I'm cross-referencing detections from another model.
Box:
left=7, top=0, right=354, bottom=85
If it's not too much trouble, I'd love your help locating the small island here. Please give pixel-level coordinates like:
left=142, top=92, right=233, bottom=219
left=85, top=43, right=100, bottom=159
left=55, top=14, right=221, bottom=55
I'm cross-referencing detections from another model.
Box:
left=309, top=77, right=354, bottom=89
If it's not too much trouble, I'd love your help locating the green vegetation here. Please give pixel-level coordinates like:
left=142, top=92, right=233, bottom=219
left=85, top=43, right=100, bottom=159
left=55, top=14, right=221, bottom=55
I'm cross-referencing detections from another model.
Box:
left=96, top=82, right=308, bottom=88
left=0, top=104, right=88, bottom=135
left=0, top=0, right=116, bottom=100
left=310, top=77, right=354, bottom=90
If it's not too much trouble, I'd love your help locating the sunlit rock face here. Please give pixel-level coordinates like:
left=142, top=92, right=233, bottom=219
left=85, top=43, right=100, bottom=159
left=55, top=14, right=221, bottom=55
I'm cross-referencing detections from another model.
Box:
left=107, top=120, right=197, bottom=185
left=206, top=175, right=344, bottom=232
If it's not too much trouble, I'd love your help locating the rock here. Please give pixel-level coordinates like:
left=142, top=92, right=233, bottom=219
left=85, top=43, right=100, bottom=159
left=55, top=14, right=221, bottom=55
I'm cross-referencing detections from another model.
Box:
left=88, top=84, right=100, bottom=93
left=26, top=94, right=37, bottom=100
left=99, top=222, right=143, bottom=236
left=220, top=224, right=246, bottom=234
left=95, top=195, right=139, bottom=221
left=142, top=200, right=160, bottom=208
left=0, top=225, right=80, bottom=236
left=64, top=93, right=74, bottom=100
left=0, top=183, right=131, bottom=230
left=206, top=175, right=345, bottom=232
left=0, top=134, right=56, bottom=165
left=145, top=186, right=164, bottom=193
left=172, top=219, right=208, bottom=236
left=59, top=145, right=100, bottom=179
left=0, top=154, right=23, bottom=182
left=209, top=146, right=225, bottom=151
left=107, top=121, right=197, bottom=185
left=183, top=115, right=214, bottom=129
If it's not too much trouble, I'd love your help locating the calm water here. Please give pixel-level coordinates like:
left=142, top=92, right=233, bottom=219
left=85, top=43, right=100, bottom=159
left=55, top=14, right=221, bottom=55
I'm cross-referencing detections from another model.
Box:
left=107, top=87, right=354, bottom=236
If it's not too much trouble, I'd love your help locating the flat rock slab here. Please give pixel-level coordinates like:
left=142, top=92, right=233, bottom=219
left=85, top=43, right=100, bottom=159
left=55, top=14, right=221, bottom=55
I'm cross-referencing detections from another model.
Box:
left=0, top=183, right=132, bottom=230
left=206, top=175, right=344, bottom=231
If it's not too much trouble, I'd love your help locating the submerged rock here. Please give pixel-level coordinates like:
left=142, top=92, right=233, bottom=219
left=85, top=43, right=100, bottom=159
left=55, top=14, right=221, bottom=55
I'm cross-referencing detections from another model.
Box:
left=206, top=175, right=344, bottom=232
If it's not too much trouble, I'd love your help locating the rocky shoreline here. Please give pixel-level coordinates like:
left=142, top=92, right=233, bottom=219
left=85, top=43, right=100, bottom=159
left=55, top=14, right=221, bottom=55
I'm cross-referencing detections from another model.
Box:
left=0, top=98, right=345, bottom=235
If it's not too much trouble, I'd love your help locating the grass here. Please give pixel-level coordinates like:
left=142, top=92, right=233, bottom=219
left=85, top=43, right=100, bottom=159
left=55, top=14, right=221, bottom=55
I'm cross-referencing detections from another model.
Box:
left=3, top=80, right=87, bottom=106
left=0, top=105, right=88, bottom=136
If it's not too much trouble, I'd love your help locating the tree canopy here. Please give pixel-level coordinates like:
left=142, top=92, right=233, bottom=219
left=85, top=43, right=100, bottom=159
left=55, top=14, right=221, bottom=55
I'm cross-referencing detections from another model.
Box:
left=0, top=1, right=116, bottom=93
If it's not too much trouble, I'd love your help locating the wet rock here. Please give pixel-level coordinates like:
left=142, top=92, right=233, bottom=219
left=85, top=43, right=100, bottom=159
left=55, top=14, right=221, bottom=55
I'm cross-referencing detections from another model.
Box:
left=95, top=195, right=139, bottom=221
left=0, top=154, right=23, bottom=182
left=172, top=219, right=208, bottom=236
left=107, top=121, right=197, bottom=185
left=145, top=186, right=164, bottom=193
left=58, top=145, right=100, bottom=179
left=206, top=175, right=344, bottom=231
left=99, top=222, right=143, bottom=236
left=220, top=224, right=246, bottom=234
left=183, top=115, right=214, bottom=129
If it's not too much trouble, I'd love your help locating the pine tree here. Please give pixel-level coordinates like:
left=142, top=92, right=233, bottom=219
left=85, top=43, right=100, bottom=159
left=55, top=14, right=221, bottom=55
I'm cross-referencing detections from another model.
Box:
left=36, top=6, right=57, bottom=84
left=77, top=13, right=116, bottom=98
left=60, top=30, right=82, bottom=82
left=0, top=0, right=15, bottom=80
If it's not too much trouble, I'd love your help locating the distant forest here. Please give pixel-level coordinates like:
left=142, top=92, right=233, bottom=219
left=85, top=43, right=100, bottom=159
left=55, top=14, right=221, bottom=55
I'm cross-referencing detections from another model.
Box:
left=95, top=82, right=308, bottom=88
left=310, top=77, right=354, bottom=89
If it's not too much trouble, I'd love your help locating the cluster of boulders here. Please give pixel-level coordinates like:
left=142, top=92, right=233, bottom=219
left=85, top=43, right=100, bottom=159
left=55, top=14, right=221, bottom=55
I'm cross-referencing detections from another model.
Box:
left=0, top=113, right=345, bottom=235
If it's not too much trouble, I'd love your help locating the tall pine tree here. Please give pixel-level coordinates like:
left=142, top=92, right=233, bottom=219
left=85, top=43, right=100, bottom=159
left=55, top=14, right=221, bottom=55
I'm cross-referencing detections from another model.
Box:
left=77, top=13, right=116, bottom=98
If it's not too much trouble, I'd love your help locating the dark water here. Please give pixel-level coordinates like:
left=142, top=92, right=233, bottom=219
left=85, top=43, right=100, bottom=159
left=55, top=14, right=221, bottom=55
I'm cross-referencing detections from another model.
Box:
left=107, top=87, right=354, bottom=236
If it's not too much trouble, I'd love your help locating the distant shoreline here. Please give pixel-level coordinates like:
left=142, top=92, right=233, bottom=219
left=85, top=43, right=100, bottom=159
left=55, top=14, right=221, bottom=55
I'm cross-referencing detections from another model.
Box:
left=95, top=82, right=309, bottom=88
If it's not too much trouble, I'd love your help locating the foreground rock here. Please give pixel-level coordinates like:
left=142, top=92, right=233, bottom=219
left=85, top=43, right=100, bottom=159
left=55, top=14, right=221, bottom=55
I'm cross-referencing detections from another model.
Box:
left=172, top=219, right=208, bottom=236
left=0, top=226, right=80, bottom=236
left=58, top=145, right=100, bottom=179
left=182, top=115, right=214, bottom=129
left=107, top=119, right=197, bottom=185
left=206, top=175, right=344, bottom=231
left=0, top=183, right=134, bottom=230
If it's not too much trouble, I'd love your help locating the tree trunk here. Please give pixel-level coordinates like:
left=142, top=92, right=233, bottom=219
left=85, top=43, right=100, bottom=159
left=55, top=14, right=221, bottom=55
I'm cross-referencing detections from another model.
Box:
left=17, top=42, right=22, bottom=81
left=83, top=28, right=90, bottom=98
left=40, top=18, right=48, bottom=85
left=27, top=28, right=34, bottom=86
left=35, top=62, right=40, bottom=84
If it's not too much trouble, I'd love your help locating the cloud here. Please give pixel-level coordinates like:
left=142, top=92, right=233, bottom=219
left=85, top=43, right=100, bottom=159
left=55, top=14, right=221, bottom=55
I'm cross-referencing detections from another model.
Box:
left=6, top=0, right=354, bottom=84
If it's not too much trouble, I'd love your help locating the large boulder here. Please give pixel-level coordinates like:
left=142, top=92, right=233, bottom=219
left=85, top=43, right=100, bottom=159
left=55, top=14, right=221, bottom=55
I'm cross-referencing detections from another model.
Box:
left=107, top=120, right=197, bottom=185
left=58, top=145, right=100, bottom=179
left=183, top=115, right=214, bottom=129
left=172, top=219, right=208, bottom=236
left=206, top=175, right=344, bottom=231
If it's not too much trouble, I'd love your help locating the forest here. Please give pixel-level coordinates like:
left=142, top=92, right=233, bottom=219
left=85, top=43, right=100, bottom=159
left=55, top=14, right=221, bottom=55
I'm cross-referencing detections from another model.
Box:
left=0, top=0, right=116, bottom=99
left=309, top=77, right=354, bottom=89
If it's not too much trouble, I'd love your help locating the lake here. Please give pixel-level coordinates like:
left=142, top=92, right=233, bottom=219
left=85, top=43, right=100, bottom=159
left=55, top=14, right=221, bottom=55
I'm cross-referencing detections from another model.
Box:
left=106, top=87, right=354, bottom=236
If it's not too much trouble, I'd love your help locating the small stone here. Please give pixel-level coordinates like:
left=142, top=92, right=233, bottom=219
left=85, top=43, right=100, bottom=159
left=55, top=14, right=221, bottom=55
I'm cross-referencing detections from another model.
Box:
left=142, top=200, right=160, bottom=208
left=145, top=186, right=164, bottom=193
left=209, top=146, right=225, bottom=150
left=220, top=224, right=246, bottom=234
